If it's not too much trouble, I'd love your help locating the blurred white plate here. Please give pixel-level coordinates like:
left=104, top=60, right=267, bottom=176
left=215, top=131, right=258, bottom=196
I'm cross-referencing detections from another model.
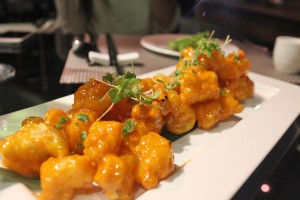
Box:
left=140, top=34, right=240, bottom=57
left=0, top=64, right=15, bottom=83
left=1, top=66, right=300, bottom=199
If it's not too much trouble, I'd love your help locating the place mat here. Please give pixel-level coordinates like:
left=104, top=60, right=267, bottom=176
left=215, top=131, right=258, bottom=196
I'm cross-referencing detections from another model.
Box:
left=60, top=51, right=117, bottom=84
left=60, top=50, right=152, bottom=84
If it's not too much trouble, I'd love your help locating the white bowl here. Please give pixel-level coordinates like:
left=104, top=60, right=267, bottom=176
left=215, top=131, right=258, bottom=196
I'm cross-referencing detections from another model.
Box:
left=273, top=56, right=300, bottom=74
left=273, top=36, right=300, bottom=74
left=273, top=36, right=300, bottom=58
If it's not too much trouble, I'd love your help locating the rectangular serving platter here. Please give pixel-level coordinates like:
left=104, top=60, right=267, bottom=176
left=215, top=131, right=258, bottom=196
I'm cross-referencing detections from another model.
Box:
left=1, top=66, right=300, bottom=200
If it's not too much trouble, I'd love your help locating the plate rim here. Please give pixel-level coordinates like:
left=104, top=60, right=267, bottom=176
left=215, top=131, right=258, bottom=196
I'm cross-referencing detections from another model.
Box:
left=140, top=33, right=240, bottom=57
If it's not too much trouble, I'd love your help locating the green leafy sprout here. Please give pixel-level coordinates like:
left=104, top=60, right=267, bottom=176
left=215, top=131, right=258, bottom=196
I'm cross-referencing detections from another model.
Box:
left=168, top=31, right=232, bottom=68
left=167, top=31, right=211, bottom=52
left=92, top=71, right=164, bottom=136
left=156, top=70, right=183, bottom=92
left=77, top=114, right=89, bottom=122
left=187, top=31, right=222, bottom=67
left=123, top=119, right=135, bottom=136
left=54, top=116, right=68, bottom=130
left=102, top=71, right=161, bottom=106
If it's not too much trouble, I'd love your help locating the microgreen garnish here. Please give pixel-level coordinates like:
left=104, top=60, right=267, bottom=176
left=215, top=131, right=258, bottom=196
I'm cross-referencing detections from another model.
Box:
left=156, top=70, right=183, bottom=92
left=167, top=31, right=211, bottom=52
left=92, top=71, right=164, bottom=122
left=233, top=54, right=239, bottom=63
left=174, top=31, right=232, bottom=69
left=102, top=71, right=161, bottom=106
left=123, top=119, right=135, bottom=136
left=77, top=114, right=89, bottom=122
left=188, top=31, right=222, bottom=66
left=232, top=53, right=246, bottom=64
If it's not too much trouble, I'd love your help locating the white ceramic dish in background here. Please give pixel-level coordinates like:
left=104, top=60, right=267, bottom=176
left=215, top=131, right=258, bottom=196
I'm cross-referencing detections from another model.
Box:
left=140, top=34, right=240, bottom=57
left=1, top=66, right=300, bottom=200
left=0, top=63, right=15, bottom=83
left=273, top=36, right=300, bottom=74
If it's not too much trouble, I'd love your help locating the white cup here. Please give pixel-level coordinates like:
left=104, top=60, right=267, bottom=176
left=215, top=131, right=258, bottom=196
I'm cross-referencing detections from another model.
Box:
left=273, top=36, right=300, bottom=74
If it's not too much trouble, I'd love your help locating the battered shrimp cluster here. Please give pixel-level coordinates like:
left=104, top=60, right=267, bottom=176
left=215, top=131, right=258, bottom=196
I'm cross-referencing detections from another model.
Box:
left=0, top=38, right=254, bottom=200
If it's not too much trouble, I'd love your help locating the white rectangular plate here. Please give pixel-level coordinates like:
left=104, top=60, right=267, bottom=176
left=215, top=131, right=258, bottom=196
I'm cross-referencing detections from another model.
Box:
left=1, top=66, right=300, bottom=200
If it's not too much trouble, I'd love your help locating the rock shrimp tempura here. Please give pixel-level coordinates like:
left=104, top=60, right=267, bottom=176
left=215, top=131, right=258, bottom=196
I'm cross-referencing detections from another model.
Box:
left=0, top=37, right=254, bottom=200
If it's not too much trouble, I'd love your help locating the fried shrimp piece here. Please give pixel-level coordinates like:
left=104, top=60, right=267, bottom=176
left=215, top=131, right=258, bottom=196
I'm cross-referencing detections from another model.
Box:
left=0, top=123, right=69, bottom=177
left=134, top=132, right=175, bottom=189
left=195, top=94, right=243, bottom=129
left=131, top=101, right=165, bottom=133
left=194, top=100, right=222, bottom=130
left=65, top=108, right=99, bottom=154
left=165, top=91, right=196, bottom=134
left=120, top=119, right=154, bottom=154
left=44, top=108, right=70, bottom=131
left=73, top=78, right=112, bottom=114
left=39, top=155, right=96, bottom=200
left=219, top=75, right=254, bottom=102
left=84, top=121, right=124, bottom=163
left=219, top=94, right=243, bottom=121
left=199, top=50, right=250, bottom=80
left=176, top=47, right=194, bottom=71
left=94, top=154, right=136, bottom=200
left=122, top=100, right=167, bottom=153
left=179, top=66, right=220, bottom=105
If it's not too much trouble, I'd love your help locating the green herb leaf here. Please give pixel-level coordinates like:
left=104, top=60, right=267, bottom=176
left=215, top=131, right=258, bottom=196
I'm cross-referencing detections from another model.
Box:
left=123, top=119, right=135, bottom=136
left=109, top=88, right=122, bottom=103
left=103, top=73, right=114, bottom=83
left=80, top=131, right=88, bottom=140
left=150, top=91, right=161, bottom=99
left=77, top=114, right=89, bottom=122
left=167, top=31, right=211, bottom=52
left=103, top=72, right=161, bottom=108
left=124, top=71, right=136, bottom=79
left=59, top=117, right=68, bottom=124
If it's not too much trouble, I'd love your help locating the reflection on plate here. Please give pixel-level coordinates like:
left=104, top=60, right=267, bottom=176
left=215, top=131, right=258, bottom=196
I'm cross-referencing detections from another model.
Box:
left=0, top=120, right=20, bottom=140
left=140, top=34, right=240, bottom=57
left=1, top=66, right=300, bottom=200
